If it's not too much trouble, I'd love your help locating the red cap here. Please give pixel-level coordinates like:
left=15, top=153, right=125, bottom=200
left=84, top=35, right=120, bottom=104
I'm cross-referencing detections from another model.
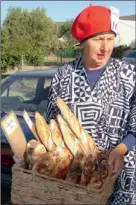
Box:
left=71, top=5, right=116, bottom=43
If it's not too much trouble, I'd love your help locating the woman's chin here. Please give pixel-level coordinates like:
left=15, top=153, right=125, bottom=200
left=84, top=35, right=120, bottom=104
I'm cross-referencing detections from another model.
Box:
left=95, top=57, right=109, bottom=66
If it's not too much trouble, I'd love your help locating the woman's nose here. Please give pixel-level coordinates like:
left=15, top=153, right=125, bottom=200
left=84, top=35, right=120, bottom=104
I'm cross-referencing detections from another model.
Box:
left=101, top=40, right=108, bottom=52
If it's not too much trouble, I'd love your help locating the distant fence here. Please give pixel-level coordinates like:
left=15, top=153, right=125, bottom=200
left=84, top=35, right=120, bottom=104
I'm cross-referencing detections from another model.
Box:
left=44, top=48, right=83, bottom=65
left=56, top=48, right=83, bottom=58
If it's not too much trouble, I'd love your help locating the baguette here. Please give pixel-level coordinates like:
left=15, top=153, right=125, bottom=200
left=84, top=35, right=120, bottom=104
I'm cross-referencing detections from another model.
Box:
left=35, top=112, right=56, bottom=151
left=56, top=97, right=96, bottom=154
left=49, top=119, right=65, bottom=148
left=56, top=114, right=86, bottom=156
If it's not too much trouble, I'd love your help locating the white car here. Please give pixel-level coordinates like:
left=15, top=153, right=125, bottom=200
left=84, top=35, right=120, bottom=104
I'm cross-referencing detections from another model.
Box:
left=122, top=50, right=136, bottom=65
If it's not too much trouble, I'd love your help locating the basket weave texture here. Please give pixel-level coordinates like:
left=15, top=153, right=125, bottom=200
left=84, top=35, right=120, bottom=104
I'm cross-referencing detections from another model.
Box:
left=11, top=164, right=115, bottom=204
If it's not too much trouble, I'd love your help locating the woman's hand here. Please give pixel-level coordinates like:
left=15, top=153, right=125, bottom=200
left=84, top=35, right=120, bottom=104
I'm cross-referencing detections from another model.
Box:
left=108, top=143, right=128, bottom=179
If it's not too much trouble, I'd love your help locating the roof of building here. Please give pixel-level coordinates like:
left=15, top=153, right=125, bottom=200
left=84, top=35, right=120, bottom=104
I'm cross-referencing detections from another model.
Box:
left=120, top=15, right=136, bottom=21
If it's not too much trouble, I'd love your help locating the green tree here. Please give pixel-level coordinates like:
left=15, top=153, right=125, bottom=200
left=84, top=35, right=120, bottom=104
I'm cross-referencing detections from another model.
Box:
left=58, top=20, right=77, bottom=49
left=1, top=7, right=59, bottom=72
left=1, top=7, right=30, bottom=72
left=59, top=21, right=73, bottom=38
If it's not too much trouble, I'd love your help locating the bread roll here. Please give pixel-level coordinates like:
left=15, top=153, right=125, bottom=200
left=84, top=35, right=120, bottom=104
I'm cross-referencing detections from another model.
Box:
left=87, top=149, right=110, bottom=190
left=80, top=154, right=96, bottom=186
left=32, top=151, right=59, bottom=176
left=52, top=147, right=73, bottom=179
left=32, top=147, right=73, bottom=179
left=66, top=152, right=86, bottom=184
left=35, top=112, right=56, bottom=151
left=26, top=139, right=46, bottom=169
left=56, top=97, right=96, bottom=154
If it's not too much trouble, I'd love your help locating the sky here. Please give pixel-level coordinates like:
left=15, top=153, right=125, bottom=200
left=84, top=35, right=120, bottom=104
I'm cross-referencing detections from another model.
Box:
left=1, top=1, right=136, bottom=24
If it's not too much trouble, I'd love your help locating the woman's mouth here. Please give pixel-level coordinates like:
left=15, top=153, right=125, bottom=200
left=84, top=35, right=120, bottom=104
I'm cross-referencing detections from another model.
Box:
left=97, top=54, right=107, bottom=60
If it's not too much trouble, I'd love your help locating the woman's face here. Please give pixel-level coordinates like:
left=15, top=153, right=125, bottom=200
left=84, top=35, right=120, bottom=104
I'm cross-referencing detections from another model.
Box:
left=82, top=33, right=116, bottom=68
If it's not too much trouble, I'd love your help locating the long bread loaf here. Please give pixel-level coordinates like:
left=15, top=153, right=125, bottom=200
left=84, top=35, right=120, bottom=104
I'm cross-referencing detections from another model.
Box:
left=56, top=97, right=96, bottom=154
left=56, top=114, right=86, bottom=156
left=49, top=119, right=65, bottom=148
left=35, top=112, right=56, bottom=151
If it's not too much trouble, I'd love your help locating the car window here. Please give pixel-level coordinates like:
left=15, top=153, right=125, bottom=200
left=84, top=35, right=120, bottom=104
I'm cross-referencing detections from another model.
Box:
left=44, top=78, right=52, bottom=89
left=2, top=78, right=38, bottom=101
left=127, top=50, right=136, bottom=58
left=37, top=78, right=52, bottom=116
left=1, top=77, right=38, bottom=113
left=1, top=76, right=53, bottom=115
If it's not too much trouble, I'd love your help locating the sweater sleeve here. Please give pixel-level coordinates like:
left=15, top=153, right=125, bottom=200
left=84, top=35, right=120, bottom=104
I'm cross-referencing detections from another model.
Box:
left=122, top=64, right=136, bottom=152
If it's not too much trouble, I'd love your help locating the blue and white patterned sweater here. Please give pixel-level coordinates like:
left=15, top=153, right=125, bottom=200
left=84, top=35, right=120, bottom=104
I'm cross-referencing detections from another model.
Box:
left=46, top=57, right=136, bottom=205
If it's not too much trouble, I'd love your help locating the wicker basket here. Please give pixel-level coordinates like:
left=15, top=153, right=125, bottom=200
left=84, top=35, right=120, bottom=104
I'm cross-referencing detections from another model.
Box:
left=11, top=164, right=115, bottom=204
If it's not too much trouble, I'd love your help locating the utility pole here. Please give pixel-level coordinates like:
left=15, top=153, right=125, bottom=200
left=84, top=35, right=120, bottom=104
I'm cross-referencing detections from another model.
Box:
left=21, top=55, right=24, bottom=70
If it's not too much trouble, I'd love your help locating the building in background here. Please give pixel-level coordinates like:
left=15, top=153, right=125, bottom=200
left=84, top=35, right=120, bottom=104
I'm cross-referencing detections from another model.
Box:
left=115, top=15, right=136, bottom=47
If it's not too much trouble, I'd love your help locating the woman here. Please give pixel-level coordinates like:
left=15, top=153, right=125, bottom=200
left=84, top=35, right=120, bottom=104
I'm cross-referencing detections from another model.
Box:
left=46, top=5, right=136, bottom=204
